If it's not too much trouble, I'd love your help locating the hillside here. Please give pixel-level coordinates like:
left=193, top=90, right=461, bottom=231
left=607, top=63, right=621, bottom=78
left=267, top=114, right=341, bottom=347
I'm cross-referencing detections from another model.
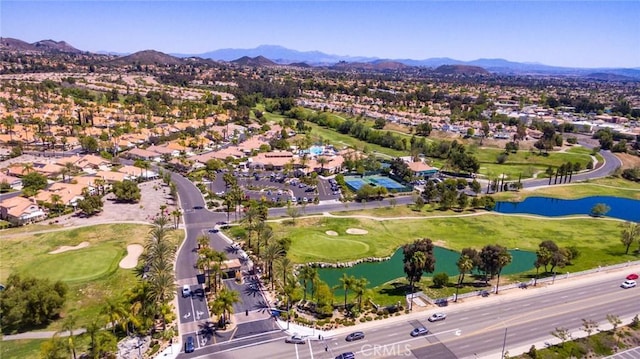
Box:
left=108, top=50, right=183, bottom=66
left=433, top=65, right=489, bottom=75
left=231, top=56, right=277, bottom=67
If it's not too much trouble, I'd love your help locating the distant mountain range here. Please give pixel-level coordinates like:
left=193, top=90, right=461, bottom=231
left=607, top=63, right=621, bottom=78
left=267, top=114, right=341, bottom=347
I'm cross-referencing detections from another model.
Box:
left=177, top=44, right=640, bottom=79
left=1, top=38, right=639, bottom=80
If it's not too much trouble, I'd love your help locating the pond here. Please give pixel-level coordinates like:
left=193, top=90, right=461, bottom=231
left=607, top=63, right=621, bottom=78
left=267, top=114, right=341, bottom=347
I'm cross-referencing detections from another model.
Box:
left=316, top=247, right=535, bottom=292
left=494, top=196, right=640, bottom=222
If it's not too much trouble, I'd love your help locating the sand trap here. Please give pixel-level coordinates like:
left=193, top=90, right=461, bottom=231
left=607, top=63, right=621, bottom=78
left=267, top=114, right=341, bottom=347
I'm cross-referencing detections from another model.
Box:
left=346, top=228, right=368, bottom=235
left=119, top=244, right=144, bottom=269
left=326, top=230, right=338, bottom=236
left=49, top=241, right=89, bottom=254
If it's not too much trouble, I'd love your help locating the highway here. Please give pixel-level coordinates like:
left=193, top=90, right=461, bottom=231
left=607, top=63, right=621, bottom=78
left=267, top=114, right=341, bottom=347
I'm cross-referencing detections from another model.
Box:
left=192, top=269, right=640, bottom=359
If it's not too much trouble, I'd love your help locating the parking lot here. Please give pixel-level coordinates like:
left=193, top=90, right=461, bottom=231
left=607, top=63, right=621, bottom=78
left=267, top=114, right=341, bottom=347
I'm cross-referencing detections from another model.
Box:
left=205, top=170, right=341, bottom=206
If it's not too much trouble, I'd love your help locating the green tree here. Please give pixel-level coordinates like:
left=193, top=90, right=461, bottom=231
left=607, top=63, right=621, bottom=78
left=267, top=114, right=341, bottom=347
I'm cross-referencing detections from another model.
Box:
left=112, top=180, right=141, bottom=202
left=60, top=315, right=78, bottom=359
left=590, top=203, right=610, bottom=217
left=402, top=238, right=436, bottom=294
left=21, top=171, right=48, bottom=192
left=620, top=221, right=640, bottom=254
left=432, top=272, right=449, bottom=288
left=455, top=254, right=474, bottom=301
left=0, top=273, right=68, bottom=332
left=337, top=273, right=357, bottom=311
left=40, top=334, right=67, bottom=359
left=298, top=265, right=317, bottom=301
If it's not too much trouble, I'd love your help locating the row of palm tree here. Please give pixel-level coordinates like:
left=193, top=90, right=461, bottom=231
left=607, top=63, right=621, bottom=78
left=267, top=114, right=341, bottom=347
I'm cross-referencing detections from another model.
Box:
left=196, top=235, right=227, bottom=294
left=337, top=273, right=369, bottom=313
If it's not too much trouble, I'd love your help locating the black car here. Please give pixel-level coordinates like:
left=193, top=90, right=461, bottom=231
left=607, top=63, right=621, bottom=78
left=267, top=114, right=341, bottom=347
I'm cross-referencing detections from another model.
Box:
left=345, top=331, right=365, bottom=342
left=184, top=336, right=195, bottom=353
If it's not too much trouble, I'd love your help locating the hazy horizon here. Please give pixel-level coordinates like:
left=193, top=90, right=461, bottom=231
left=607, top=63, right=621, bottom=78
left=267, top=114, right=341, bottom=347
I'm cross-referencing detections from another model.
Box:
left=2, top=1, right=639, bottom=68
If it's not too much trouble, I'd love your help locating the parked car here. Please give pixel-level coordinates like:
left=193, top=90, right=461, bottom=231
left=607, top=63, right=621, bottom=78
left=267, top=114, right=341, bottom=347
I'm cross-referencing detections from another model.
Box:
left=335, top=352, right=355, bottom=359
left=184, top=336, right=195, bottom=353
left=626, top=273, right=639, bottom=280
left=410, top=327, right=429, bottom=337
left=435, top=298, right=448, bottom=307
left=621, top=280, right=637, bottom=289
left=345, top=331, right=365, bottom=342
left=285, top=335, right=306, bottom=344
left=428, top=313, right=447, bottom=322
left=182, top=285, right=191, bottom=297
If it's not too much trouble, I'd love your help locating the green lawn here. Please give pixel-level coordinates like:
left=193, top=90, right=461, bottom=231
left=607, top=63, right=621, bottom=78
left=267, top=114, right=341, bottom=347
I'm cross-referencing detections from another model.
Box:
left=0, top=339, right=47, bottom=359
left=277, top=215, right=633, bottom=272
left=0, top=224, right=185, bottom=331
left=306, top=122, right=407, bottom=157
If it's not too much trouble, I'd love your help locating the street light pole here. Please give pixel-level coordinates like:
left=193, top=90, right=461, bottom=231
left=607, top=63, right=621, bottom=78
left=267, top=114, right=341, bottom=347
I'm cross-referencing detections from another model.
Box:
left=501, top=327, right=508, bottom=358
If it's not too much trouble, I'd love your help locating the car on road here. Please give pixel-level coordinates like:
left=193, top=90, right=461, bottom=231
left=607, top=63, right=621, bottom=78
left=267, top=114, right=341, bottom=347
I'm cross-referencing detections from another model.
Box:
left=193, top=206, right=204, bottom=210
left=345, top=331, right=365, bottom=341
left=621, top=280, right=637, bottom=289
left=285, top=334, right=306, bottom=344
left=184, top=336, right=195, bottom=353
left=335, top=352, right=355, bottom=359
left=208, top=228, right=219, bottom=233
left=428, top=313, right=447, bottom=322
left=410, top=327, right=429, bottom=337
left=626, top=273, right=639, bottom=280
left=182, top=285, right=191, bottom=297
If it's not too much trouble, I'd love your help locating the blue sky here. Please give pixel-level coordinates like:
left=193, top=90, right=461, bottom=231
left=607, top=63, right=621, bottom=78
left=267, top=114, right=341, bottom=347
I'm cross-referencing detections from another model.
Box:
left=2, top=1, right=639, bottom=68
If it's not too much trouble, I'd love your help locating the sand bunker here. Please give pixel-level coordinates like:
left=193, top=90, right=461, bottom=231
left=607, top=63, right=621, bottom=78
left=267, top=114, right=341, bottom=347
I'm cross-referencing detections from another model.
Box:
left=346, top=228, right=368, bottom=235
left=119, top=244, right=144, bottom=269
left=49, top=241, right=89, bottom=254
left=325, top=230, right=338, bottom=236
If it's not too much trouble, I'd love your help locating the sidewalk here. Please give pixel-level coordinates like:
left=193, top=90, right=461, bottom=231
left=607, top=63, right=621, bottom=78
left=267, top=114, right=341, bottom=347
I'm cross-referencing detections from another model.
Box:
left=275, top=262, right=640, bottom=357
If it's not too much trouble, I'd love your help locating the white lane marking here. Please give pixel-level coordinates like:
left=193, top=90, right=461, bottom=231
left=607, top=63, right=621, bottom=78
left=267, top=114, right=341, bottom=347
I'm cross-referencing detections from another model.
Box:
left=307, top=340, right=314, bottom=359
left=295, top=341, right=300, bottom=359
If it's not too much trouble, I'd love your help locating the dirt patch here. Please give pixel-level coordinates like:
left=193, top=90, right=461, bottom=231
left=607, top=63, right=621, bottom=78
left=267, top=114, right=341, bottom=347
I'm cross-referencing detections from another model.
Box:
left=433, top=240, right=448, bottom=248
left=119, top=244, right=144, bottom=269
left=49, top=241, right=89, bottom=254
left=325, top=230, right=338, bottom=236
left=616, top=153, right=640, bottom=170
left=346, top=228, right=368, bottom=235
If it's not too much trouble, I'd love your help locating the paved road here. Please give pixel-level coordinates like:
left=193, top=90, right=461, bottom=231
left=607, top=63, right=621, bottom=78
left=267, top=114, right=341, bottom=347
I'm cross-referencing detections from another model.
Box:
left=194, top=268, right=640, bottom=359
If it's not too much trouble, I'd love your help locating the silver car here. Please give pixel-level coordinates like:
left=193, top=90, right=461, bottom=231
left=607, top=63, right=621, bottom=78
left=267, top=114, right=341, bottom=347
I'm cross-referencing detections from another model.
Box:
left=428, top=312, right=447, bottom=322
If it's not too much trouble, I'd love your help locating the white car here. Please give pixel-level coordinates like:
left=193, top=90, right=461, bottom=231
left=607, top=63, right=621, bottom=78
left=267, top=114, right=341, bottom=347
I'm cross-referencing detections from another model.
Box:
left=182, top=285, right=191, bottom=297
left=428, top=312, right=447, bottom=322
left=621, top=280, right=637, bottom=289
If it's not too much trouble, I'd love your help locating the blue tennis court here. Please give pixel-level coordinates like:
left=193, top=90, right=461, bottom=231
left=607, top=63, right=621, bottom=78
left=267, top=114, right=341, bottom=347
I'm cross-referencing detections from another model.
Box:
left=368, top=175, right=405, bottom=189
left=344, top=175, right=411, bottom=192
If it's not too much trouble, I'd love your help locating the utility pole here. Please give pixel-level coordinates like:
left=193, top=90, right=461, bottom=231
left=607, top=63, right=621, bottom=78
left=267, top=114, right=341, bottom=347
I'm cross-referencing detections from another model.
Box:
left=501, top=327, right=508, bottom=358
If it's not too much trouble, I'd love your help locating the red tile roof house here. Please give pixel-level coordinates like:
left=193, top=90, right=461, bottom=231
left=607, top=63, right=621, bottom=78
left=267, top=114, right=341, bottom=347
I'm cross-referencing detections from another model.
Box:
left=0, top=172, right=22, bottom=189
left=0, top=196, right=46, bottom=226
left=249, top=151, right=296, bottom=170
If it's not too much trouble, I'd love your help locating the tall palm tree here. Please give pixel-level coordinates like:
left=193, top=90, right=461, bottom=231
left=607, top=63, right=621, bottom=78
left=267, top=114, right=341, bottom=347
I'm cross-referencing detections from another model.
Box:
left=171, top=209, right=181, bottom=229
left=406, top=251, right=426, bottom=294
left=495, top=249, right=513, bottom=294
left=50, top=194, right=63, bottom=215
left=337, top=273, right=357, bottom=311
left=298, top=265, right=317, bottom=301
left=276, top=257, right=294, bottom=293
left=196, top=234, right=210, bottom=251
left=262, top=243, right=284, bottom=290
left=256, top=225, right=273, bottom=257
left=210, top=249, right=227, bottom=294
left=243, top=206, right=260, bottom=246
left=217, top=288, right=241, bottom=328
left=352, top=277, right=369, bottom=311
left=316, top=156, right=330, bottom=174
left=60, top=314, right=78, bottom=359
left=101, top=298, right=126, bottom=334
left=455, top=255, right=474, bottom=302
left=22, top=162, right=34, bottom=174
left=85, top=318, right=102, bottom=359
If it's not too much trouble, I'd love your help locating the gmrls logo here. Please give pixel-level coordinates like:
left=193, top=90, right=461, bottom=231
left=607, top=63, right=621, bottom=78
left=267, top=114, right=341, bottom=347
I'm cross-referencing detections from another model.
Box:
left=361, top=344, right=413, bottom=357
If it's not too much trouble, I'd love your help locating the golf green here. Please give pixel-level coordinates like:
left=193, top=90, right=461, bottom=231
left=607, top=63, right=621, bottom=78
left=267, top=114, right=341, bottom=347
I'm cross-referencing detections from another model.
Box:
left=20, top=245, right=123, bottom=283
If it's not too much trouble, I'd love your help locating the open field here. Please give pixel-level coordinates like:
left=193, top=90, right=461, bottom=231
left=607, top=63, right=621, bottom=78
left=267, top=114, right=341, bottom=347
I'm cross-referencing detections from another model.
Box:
left=0, top=224, right=183, bottom=332
left=0, top=339, right=47, bottom=359
left=305, top=122, right=407, bottom=157
left=276, top=215, right=633, bottom=272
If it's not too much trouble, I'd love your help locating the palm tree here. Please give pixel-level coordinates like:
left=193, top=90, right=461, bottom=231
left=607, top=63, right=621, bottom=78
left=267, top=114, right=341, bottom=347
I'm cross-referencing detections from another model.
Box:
left=59, top=166, right=70, bottom=183
left=316, top=156, right=330, bottom=174
left=85, top=318, right=102, bottom=359
left=298, top=265, right=317, bottom=301
left=22, top=162, right=34, bottom=174
left=94, top=178, right=106, bottom=196
left=209, top=249, right=227, bottom=294
left=495, top=249, right=513, bottom=294
left=170, top=209, right=181, bottom=229
left=455, top=255, right=474, bottom=301
left=352, top=277, right=369, bottom=311
left=243, top=206, right=260, bottom=246
left=256, top=225, right=273, bottom=257
left=262, top=243, right=285, bottom=290
left=101, top=298, right=126, bottom=334
left=216, top=288, right=241, bottom=328
left=337, top=273, right=357, bottom=311
left=50, top=194, right=63, bottom=215
left=197, top=234, right=210, bottom=251
left=406, top=251, right=426, bottom=294
left=60, top=314, right=78, bottom=359
left=275, top=256, right=294, bottom=293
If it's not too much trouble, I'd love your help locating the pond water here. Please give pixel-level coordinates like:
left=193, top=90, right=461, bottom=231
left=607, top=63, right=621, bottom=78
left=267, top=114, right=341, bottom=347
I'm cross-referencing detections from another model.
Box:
left=494, top=196, right=640, bottom=222
left=317, top=247, right=535, bottom=292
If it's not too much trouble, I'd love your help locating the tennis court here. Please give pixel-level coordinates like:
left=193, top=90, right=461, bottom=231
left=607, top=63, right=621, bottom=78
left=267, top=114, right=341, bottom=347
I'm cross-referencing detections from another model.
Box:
left=344, top=175, right=411, bottom=192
